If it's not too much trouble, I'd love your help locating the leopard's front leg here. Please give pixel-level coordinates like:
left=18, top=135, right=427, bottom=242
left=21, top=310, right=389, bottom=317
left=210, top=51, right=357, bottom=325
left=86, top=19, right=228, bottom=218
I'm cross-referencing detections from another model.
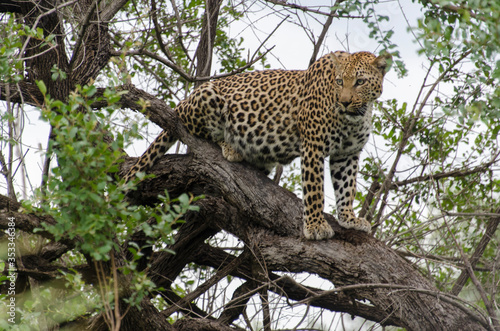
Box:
left=301, top=141, right=334, bottom=240
left=330, top=153, right=371, bottom=233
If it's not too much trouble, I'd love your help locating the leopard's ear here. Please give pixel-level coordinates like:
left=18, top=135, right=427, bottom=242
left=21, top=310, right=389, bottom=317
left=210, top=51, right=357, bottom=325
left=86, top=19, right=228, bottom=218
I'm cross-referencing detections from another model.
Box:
left=332, top=50, right=350, bottom=60
left=372, top=53, right=393, bottom=75
left=330, top=50, right=350, bottom=66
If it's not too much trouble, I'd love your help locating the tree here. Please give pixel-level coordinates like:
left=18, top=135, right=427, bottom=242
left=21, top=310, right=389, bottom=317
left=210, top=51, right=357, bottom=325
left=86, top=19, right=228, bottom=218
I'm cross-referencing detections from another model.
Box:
left=0, top=0, right=499, bottom=330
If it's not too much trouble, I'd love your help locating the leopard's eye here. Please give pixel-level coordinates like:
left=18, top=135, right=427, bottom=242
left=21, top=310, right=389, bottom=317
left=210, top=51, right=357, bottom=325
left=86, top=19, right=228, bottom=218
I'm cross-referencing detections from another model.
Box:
left=356, top=78, right=366, bottom=86
left=336, top=79, right=343, bottom=86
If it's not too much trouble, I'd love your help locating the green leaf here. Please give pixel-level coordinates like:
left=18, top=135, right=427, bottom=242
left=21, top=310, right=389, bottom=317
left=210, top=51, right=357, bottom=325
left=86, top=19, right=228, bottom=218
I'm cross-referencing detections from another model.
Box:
left=36, top=80, right=47, bottom=95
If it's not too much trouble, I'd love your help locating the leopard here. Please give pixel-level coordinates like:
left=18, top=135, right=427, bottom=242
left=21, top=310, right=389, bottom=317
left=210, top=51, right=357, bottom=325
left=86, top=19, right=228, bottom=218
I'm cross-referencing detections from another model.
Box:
left=125, top=50, right=392, bottom=240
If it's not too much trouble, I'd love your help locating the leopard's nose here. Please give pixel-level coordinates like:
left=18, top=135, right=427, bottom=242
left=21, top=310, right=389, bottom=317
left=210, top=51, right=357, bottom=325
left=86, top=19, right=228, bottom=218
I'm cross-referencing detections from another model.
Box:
left=341, top=101, right=351, bottom=109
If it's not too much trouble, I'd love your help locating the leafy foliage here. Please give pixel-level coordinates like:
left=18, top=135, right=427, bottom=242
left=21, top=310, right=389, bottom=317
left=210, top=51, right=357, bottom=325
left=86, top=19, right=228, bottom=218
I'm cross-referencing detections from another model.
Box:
left=7, top=82, right=200, bottom=327
left=27, top=81, right=201, bottom=258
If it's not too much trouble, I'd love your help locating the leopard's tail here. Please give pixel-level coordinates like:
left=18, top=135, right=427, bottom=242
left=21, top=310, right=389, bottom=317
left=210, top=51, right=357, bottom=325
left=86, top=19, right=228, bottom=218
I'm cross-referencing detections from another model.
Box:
left=123, top=129, right=177, bottom=182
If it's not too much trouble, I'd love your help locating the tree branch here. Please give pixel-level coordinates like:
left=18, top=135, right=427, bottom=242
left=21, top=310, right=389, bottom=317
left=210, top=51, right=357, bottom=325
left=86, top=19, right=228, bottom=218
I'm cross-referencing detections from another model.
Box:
left=111, top=46, right=274, bottom=84
left=162, top=249, right=249, bottom=318
left=451, top=212, right=500, bottom=295
left=0, top=82, right=44, bottom=106
left=68, top=0, right=98, bottom=72
left=308, top=2, right=340, bottom=66
left=264, top=0, right=364, bottom=18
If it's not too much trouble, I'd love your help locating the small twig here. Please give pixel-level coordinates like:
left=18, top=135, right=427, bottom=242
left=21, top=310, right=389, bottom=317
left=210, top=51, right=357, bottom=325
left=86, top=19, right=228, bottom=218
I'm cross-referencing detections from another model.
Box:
left=109, top=33, right=193, bottom=82
left=396, top=252, right=499, bottom=269
left=218, top=280, right=280, bottom=316
left=95, top=260, right=114, bottom=331
left=111, top=254, right=122, bottom=331
left=168, top=0, right=191, bottom=61
left=4, top=83, right=17, bottom=202
left=151, top=0, right=178, bottom=63
left=309, top=4, right=338, bottom=66
left=264, top=0, right=364, bottom=19
left=0, top=152, right=16, bottom=202
left=40, top=126, right=55, bottom=198
left=249, top=246, right=272, bottom=331
left=18, top=0, right=80, bottom=62
left=115, top=45, right=275, bottom=83
left=18, top=44, right=58, bottom=62
left=390, top=151, right=500, bottom=189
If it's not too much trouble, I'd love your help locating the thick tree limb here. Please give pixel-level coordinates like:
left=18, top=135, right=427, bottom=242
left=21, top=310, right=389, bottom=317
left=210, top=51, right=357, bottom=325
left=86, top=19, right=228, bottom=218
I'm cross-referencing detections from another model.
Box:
left=191, top=240, right=405, bottom=326
left=173, top=318, right=245, bottom=331
left=0, top=82, right=44, bottom=107
left=115, top=83, right=490, bottom=330
left=194, top=0, right=220, bottom=86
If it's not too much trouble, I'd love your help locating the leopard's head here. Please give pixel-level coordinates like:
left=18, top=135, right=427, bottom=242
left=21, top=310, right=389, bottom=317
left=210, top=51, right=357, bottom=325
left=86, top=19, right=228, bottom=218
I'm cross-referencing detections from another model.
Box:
left=333, top=51, right=392, bottom=116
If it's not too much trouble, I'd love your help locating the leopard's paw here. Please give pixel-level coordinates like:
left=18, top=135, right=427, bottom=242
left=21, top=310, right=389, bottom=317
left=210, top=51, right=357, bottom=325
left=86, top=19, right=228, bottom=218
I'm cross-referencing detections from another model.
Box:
left=338, top=212, right=371, bottom=233
left=303, top=218, right=335, bottom=240
left=219, top=141, right=244, bottom=162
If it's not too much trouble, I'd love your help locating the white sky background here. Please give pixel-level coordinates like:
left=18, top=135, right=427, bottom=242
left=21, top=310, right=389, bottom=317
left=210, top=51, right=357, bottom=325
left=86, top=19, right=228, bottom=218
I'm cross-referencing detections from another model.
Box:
left=1, top=1, right=438, bottom=329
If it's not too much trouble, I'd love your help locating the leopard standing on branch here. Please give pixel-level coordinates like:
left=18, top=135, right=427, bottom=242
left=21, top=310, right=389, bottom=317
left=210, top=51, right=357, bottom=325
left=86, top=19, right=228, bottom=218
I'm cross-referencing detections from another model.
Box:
left=125, top=51, right=392, bottom=240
